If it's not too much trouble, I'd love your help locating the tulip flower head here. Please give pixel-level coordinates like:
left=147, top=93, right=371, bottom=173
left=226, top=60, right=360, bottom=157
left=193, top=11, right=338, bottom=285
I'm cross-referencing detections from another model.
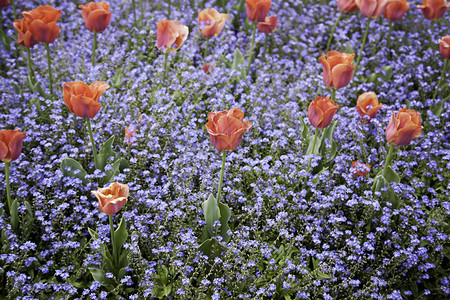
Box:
left=63, top=81, right=110, bottom=119
left=439, top=36, right=450, bottom=60
left=0, top=0, right=9, bottom=8
left=79, top=1, right=111, bottom=33
left=13, top=5, right=61, bottom=48
left=205, top=108, right=252, bottom=152
left=0, top=129, right=26, bottom=162
left=257, top=15, right=278, bottom=34
left=351, top=161, right=371, bottom=178
left=385, top=108, right=422, bottom=146
left=338, top=0, right=358, bottom=13
left=417, top=0, right=450, bottom=20
left=355, top=0, right=390, bottom=18
left=92, top=182, right=129, bottom=215
left=384, top=0, right=410, bottom=22
left=308, top=96, right=339, bottom=129
left=246, top=0, right=271, bottom=22
left=124, top=126, right=137, bottom=146
left=202, top=62, right=214, bottom=74
left=318, top=51, right=355, bottom=90
left=198, top=8, right=229, bottom=39
left=356, top=92, right=383, bottom=122
left=156, top=19, right=189, bottom=53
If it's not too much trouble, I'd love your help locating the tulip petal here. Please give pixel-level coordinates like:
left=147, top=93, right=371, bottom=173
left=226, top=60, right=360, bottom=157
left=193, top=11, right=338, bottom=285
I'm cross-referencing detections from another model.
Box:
left=29, top=19, right=60, bottom=43
left=87, top=9, right=111, bottom=33
left=331, top=64, right=354, bottom=89
left=318, top=56, right=332, bottom=87
left=89, top=81, right=110, bottom=102
left=0, top=141, right=8, bottom=161
left=8, top=131, right=26, bottom=161
left=394, top=124, right=422, bottom=146
left=211, top=134, right=231, bottom=152
left=308, top=102, right=324, bottom=128
left=385, top=111, right=399, bottom=143
left=228, top=107, right=245, bottom=121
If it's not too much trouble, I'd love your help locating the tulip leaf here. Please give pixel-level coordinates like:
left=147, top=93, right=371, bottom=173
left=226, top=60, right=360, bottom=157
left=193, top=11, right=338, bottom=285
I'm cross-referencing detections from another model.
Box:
left=114, top=216, right=128, bottom=252
left=60, top=158, right=89, bottom=184
left=23, top=201, right=34, bottom=239
left=99, top=158, right=124, bottom=186
left=218, top=202, right=231, bottom=243
left=10, top=199, right=19, bottom=231
left=0, top=29, right=11, bottom=51
left=299, top=117, right=309, bottom=140
left=118, top=250, right=129, bottom=270
left=431, top=94, right=450, bottom=116
left=88, top=228, right=99, bottom=239
left=98, top=136, right=117, bottom=170
left=382, top=166, right=400, bottom=184
left=306, top=135, right=321, bottom=155
left=231, top=47, right=246, bottom=77
left=198, top=238, right=227, bottom=258
left=344, top=42, right=354, bottom=54
left=202, top=193, right=221, bottom=238
left=88, top=266, right=114, bottom=287
left=373, top=175, right=399, bottom=208
left=319, top=121, right=337, bottom=157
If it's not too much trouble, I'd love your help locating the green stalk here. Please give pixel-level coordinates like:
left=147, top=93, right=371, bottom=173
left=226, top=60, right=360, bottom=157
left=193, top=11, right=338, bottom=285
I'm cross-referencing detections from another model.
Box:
left=109, top=215, right=118, bottom=266
left=325, top=11, right=342, bottom=54
left=354, top=18, right=371, bottom=73
left=162, top=52, right=169, bottom=83
left=306, top=128, right=319, bottom=173
left=91, top=32, right=97, bottom=65
left=246, top=22, right=257, bottom=76
left=139, top=0, right=143, bottom=25
left=132, top=0, right=137, bottom=25
left=167, top=0, right=171, bottom=19
left=86, top=118, right=98, bottom=169
left=216, top=151, right=227, bottom=204
left=44, top=43, right=53, bottom=95
left=203, top=38, right=209, bottom=58
left=4, top=162, right=11, bottom=213
left=331, top=88, right=336, bottom=103
left=387, top=22, right=393, bottom=49
left=27, top=48, right=36, bottom=80
left=11, top=0, right=17, bottom=19
left=432, top=60, right=449, bottom=101
left=382, top=143, right=395, bottom=176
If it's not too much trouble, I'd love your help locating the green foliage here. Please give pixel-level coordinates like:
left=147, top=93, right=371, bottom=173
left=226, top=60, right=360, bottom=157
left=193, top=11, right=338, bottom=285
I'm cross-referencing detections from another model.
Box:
left=231, top=47, right=246, bottom=78
left=201, top=194, right=231, bottom=244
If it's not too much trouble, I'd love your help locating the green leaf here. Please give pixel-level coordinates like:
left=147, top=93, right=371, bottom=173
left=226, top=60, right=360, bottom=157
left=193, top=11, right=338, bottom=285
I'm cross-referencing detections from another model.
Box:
left=114, top=216, right=128, bottom=251
left=12, top=82, right=21, bottom=94
left=99, top=158, right=124, bottom=186
left=60, top=158, right=88, bottom=184
left=319, top=121, right=337, bottom=157
left=88, top=266, right=114, bottom=287
left=381, top=66, right=393, bottom=81
left=10, top=199, right=19, bottom=231
left=111, top=68, right=124, bottom=87
left=201, top=194, right=221, bottom=238
left=344, top=42, right=354, bottom=54
left=299, top=117, right=309, bottom=140
left=231, top=47, right=245, bottom=76
left=88, top=228, right=99, bottom=239
left=97, top=136, right=116, bottom=170
left=218, top=202, right=231, bottom=243
left=198, top=238, right=226, bottom=258
left=373, top=175, right=399, bottom=208
left=306, top=135, right=320, bottom=155
left=118, top=250, right=129, bottom=269
left=382, top=166, right=400, bottom=183
left=0, top=29, right=11, bottom=51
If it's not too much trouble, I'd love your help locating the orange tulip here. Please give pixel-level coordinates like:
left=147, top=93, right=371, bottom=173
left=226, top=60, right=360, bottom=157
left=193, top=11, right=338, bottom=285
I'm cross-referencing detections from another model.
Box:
left=356, top=92, right=383, bottom=122
left=385, top=108, right=422, bottom=146
left=351, top=161, right=371, bottom=177
left=91, top=182, right=129, bottom=215
left=198, top=8, right=229, bottom=38
left=205, top=108, right=252, bottom=152
left=79, top=1, right=111, bottom=33
left=355, top=0, right=390, bottom=18
left=439, top=36, right=450, bottom=60
left=308, top=96, right=339, bottom=129
left=257, top=15, right=278, bottom=34
left=124, top=126, right=137, bottom=145
left=0, top=129, right=26, bottom=162
left=417, top=0, right=450, bottom=20
left=318, top=51, right=355, bottom=90
left=202, top=62, right=214, bottom=74
left=384, top=0, right=410, bottom=22
left=63, top=81, right=110, bottom=119
left=338, top=0, right=358, bottom=13
left=246, top=0, right=271, bottom=22
left=156, top=19, right=189, bottom=53
left=0, top=0, right=9, bottom=8
left=13, top=5, right=61, bottom=47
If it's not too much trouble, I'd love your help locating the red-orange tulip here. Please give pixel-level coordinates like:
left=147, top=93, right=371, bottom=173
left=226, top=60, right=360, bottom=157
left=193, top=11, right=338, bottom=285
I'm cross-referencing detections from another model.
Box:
left=198, top=8, right=229, bottom=38
left=156, top=19, right=189, bottom=53
left=351, top=161, right=371, bottom=177
left=13, top=5, right=61, bottom=47
left=439, top=36, right=450, bottom=60
left=246, top=0, right=271, bottom=22
left=202, top=62, right=214, bottom=74
left=308, top=96, right=339, bottom=129
left=384, top=0, right=410, bottom=21
left=79, top=1, right=111, bottom=33
left=257, top=15, right=278, bottom=34
left=0, top=129, right=26, bottom=162
left=355, top=0, right=390, bottom=18
left=318, top=51, right=355, bottom=90
left=385, top=108, right=422, bottom=146
left=0, top=0, right=9, bottom=8
left=91, top=182, right=129, bottom=215
left=338, top=0, right=358, bottom=13
left=417, top=0, right=450, bottom=20
left=356, top=92, right=383, bottom=122
left=63, top=81, right=110, bottom=119
left=124, top=126, right=137, bottom=145
left=205, top=108, right=252, bottom=152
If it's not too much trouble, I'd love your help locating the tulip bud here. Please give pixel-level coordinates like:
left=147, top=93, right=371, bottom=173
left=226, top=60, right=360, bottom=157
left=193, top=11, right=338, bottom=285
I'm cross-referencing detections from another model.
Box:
left=205, top=108, right=252, bottom=152
left=356, top=92, right=383, bottom=122
left=385, top=108, right=422, bottom=146
left=0, top=129, right=27, bottom=162
left=91, top=182, right=129, bottom=215
left=318, top=51, right=355, bottom=90
left=79, top=1, right=112, bottom=33
left=338, top=0, right=358, bottom=13
left=198, top=8, right=229, bottom=39
left=246, top=0, right=271, bottom=22
left=308, top=96, right=339, bottom=129
left=257, top=15, right=278, bottom=34
left=384, top=0, right=410, bottom=22
left=0, top=0, right=9, bottom=8
left=156, top=19, right=189, bottom=53
left=439, top=36, right=450, bottom=60
left=355, top=0, right=390, bottom=18
left=351, top=161, right=371, bottom=178
left=63, top=81, right=110, bottom=119
left=417, top=0, right=450, bottom=20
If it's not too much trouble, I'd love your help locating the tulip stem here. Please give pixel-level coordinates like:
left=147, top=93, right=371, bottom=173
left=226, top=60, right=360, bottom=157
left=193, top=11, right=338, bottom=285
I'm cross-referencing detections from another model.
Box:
left=44, top=43, right=53, bottom=95
left=382, top=143, right=396, bottom=176
left=86, top=118, right=99, bottom=169
left=26, top=48, right=35, bottom=80
left=325, top=11, right=342, bottom=54
left=167, top=0, right=171, bottom=19
left=306, top=129, right=319, bottom=173
left=92, top=32, right=97, bottom=66
left=432, top=60, right=449, bottom=102
left=203, top=39, right=209, bottom=58
left=4, top=162, right=11, bottom=214
left=331, top=88, right=336, bottom=103
left=246, top=22, right=257, bottom=76
left=216, top=151, right=227, bottom=204
left=354, top=18, right=371, bottom=73
left=11, top=0, right=17, bottom=19
left=109, top=215, right=118, bottom=267
left=162, top=52, right=169, bottom=83
left=132, top=0, right=137, bottom=25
